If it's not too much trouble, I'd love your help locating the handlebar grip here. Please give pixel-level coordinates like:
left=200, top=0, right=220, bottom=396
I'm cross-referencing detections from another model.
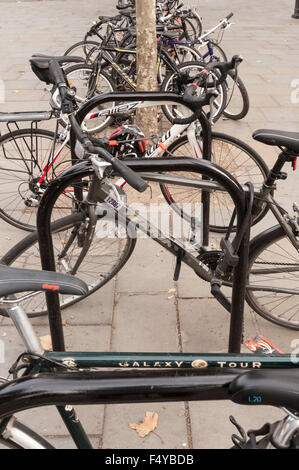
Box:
left=49, top=59, right=66, bottom=86
left=111, top=158, right=149, bottom=193
left=69, top=115, right=87, bottom=143
left=87, top=145, right=149, bottom=193
left=226, top=12, right=234, bottom=20
left=177, top=2, right=184, bottom=9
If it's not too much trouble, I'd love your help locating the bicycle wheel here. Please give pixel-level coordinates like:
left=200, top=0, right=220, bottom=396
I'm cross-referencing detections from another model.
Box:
left=0, top=128, right=71, bottom=232
left=64, top=64, right=115, bottom=132
left=223, top=71, right=250, bottom=121
left=64, top=40, right=100, bottom=63
left=194, top=41, right=228, bottom=63
left=179, top=18, right=197, bottom=41
left=0, top=417, right=54, bottom=449
left=160, top=61, right=227, bottom=124
left=167, top=44, right=202, bottom=64
left=188, top=12, right=202, bottom=38
left=247, top=225, right=299, bottom=330
left=160, top=133, right=269, bottom=232
left=1, top=209, right=136, bottom=317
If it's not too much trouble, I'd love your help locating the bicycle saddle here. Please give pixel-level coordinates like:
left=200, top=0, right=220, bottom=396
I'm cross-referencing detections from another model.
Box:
left=119, top=9, right=136, bottom=17
left=157, top=31, right=180, bottom=40
left=98, top=15, right=122, bottom=22
left=0, top=264, right=88, bottom=298
left=253, top=129, right=299, bottom=154
left=30, top=55, right=84, bottom=85
left=228, top=369, right=299, bottom=413
left=30, top=54, right=85, bottom=67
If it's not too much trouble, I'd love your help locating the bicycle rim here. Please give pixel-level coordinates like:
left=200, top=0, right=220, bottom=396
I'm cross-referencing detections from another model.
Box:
left=247, top=225, right=299, bottom=330
left=1, top=211, right=136, bottom=317
left=0, top=128, right=71, bottom=232
left=159, top=133, right=269, bottom=232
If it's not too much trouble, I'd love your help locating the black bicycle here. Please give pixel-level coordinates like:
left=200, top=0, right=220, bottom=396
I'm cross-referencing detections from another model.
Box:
left=0, top=60, right=298, bottom=449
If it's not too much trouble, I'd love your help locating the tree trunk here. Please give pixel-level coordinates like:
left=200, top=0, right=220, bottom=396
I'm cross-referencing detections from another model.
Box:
left=135, top=0, right=158, bottom=140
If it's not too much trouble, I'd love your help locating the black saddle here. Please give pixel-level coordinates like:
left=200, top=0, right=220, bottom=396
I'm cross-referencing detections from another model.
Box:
left=30, top=54, right=85, bottom=85
left=253, top=129, right=299, bottom=154
left=0, top=264, right=88, bottom=298
left=119, top=8, right=136, bottom=17
left=158, top=31, right=180, bottom=40
left=229, top=369, right=299, bottom=414
left=98, top=15, right=122, bottom=22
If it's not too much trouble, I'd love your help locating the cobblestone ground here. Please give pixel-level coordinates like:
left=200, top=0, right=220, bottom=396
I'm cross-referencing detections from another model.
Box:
left=0, top=0, right=299, bottom=449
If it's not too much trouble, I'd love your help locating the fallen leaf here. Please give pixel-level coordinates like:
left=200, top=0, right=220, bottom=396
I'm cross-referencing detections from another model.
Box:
left=130, top=411, right=158, bottom=438
left=62, top=319, right=67, bottom=326
left=40, top=335, right=52, bottom=350
left=168, top=295, right=175, bottom=300
left=168, top=288, right=176, bottom=294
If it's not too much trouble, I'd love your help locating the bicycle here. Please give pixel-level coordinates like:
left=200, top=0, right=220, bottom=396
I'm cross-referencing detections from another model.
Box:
left=0, top=63, right=298, bottom=448
left=167, top=12, right=250, bottom=121
left=0, top=56, right=264, bottom=233
left=2, top=59, right=299, bottom=332
left=0, top=55, right=87, bottom=232
left=0, top=58, right=270, bottom=317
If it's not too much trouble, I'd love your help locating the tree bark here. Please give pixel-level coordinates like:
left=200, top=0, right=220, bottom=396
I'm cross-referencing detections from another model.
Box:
left=135, top=0, right=158, bottom=139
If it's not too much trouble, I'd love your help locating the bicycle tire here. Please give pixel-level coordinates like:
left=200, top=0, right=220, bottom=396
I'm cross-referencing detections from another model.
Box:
left=160, top=133, right=269, bottom=232
left=247, top=224, right=299, bottom=330
left=1, top=211, right=136, bottom=317
left=63, top=63, right=116, bottom=132
left=223, top=71, right=250, bottom=121
left=64, top=40, right=100, bottom=62
left=0, top=128, right=71, bottom=232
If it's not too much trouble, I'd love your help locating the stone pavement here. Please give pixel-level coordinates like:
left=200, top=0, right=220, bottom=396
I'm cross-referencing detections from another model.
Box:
left=0, top=0, right=299, bottom=449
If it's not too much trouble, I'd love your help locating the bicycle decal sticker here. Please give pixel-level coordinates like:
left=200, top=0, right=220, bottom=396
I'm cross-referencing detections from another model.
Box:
left=191, top=359, right=208, bottom=368
left=248, top=396, right=262, bottom=404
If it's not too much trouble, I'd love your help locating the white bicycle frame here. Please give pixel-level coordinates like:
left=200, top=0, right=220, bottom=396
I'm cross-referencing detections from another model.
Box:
left=84, top=98, right=204, bottom=187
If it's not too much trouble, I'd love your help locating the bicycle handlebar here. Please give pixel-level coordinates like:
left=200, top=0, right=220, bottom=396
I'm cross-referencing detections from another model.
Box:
left=69, top=115, right=148, bottom=193
left=170, top=56, right=242, bottom=124
left=49, top=58, right=66, bottom=87
left=87, top=145, right=149, bottom=193
left=48, top=60, right=148, bottom=193
left=170, top=90, right=219, bottom=125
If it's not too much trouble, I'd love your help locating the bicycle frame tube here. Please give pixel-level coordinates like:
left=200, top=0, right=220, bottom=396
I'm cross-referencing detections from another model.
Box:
left=37, top=130, right=70, bottom=187
left=43, top=351, right=297, bottom=370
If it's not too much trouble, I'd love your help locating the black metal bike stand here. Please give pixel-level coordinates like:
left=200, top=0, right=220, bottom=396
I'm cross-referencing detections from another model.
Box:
left=37, top=181, right=66, bottom=352
left=228, top=227, right=250, bottom=353
left=292, top=0, right=299, bottom=18
left=36, top=93, right=248, bottom=355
